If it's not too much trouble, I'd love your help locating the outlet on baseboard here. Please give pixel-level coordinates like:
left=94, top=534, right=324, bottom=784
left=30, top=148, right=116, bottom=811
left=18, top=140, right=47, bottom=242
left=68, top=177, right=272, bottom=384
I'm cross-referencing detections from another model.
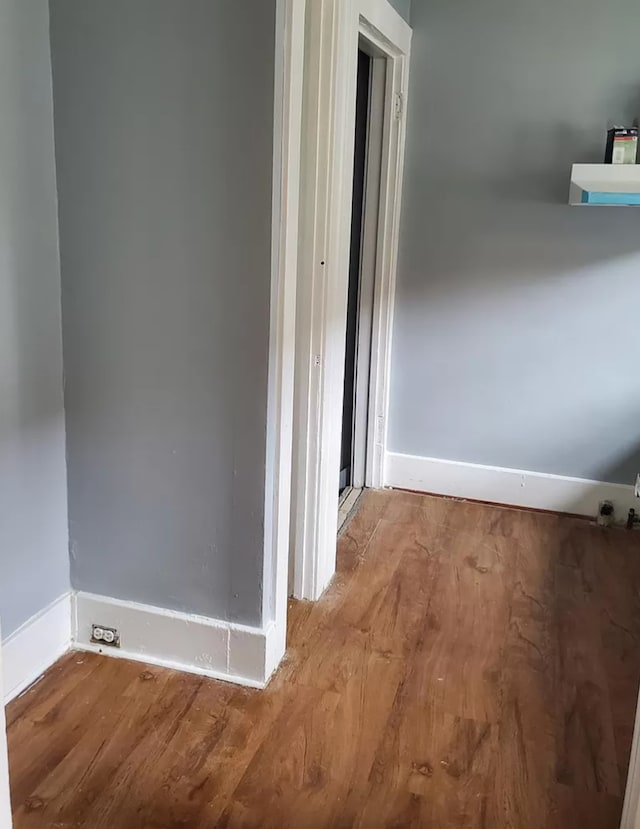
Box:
left=91, top=624, right=120, bottom=648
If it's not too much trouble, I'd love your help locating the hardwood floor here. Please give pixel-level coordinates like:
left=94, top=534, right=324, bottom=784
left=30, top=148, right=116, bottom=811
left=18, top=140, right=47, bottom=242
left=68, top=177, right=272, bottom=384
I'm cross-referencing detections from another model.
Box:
left=7, top=489, right=640, bottom=828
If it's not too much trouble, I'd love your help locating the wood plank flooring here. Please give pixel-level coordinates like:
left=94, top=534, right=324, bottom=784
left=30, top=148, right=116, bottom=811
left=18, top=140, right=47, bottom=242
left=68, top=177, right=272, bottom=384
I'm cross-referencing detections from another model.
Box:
left=7, top=490, right=640, bottom=828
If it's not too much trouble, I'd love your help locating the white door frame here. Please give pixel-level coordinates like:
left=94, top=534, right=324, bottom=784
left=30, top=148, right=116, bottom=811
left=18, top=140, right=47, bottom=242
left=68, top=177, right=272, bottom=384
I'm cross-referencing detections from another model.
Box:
left=262, top=0, right=306, bottom=674
left=291, top=0, right=411, bottom=600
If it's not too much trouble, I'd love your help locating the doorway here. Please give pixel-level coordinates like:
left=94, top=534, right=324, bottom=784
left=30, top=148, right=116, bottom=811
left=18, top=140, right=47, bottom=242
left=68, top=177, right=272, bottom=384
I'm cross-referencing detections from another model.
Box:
left=338, top=44, right=388, bottom=531
left=290, top=0, right=412, bottom=601
left=339, top=49, right=372, bottom=503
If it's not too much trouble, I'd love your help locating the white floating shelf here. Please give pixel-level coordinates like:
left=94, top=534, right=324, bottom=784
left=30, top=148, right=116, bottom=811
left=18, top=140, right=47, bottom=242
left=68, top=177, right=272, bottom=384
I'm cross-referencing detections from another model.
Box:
left=570, top=164, right=640, bottom=206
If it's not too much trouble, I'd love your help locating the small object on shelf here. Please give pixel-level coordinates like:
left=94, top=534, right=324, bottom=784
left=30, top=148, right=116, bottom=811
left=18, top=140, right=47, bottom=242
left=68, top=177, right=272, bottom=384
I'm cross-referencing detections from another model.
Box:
left=604, top=126, right=638, bottom=165
left=597, top=500, right=614, bottom=528
left=569, top=164, right=640, bottom=206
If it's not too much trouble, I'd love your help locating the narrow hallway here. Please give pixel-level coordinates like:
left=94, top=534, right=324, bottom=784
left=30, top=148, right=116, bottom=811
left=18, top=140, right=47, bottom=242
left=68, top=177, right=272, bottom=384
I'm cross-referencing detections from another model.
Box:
left=8, top=490, right=640, bottom=828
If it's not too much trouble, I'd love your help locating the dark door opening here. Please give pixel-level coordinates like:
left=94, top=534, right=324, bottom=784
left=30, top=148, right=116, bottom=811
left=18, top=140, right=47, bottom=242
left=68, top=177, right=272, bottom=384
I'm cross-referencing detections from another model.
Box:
left=339, top=49, right=371, bottom=498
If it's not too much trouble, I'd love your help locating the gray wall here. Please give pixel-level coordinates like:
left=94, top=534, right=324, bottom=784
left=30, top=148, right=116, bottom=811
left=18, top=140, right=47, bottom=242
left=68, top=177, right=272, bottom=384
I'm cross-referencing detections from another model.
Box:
left=50, top=0, right=276, bottom=626
left=387, top=0, right=411, bottom=22
left=390, top=0, right=640, bottom=485
left=0, top=0, right=69, bottom=637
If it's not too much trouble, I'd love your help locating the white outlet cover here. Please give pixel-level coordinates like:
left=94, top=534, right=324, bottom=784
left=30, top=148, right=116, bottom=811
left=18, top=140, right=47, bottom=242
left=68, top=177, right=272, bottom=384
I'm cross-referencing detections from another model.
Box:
left=636, top=473, right=640, bottom=499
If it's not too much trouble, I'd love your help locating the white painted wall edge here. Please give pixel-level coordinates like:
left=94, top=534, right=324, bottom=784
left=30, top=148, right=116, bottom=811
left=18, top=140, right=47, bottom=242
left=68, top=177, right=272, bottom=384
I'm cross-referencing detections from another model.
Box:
left=0, top=621, right=13, bottom=828
left=72, top=592, right=278, bottom=689
left=621, top=682, right=640, bottom=829
left=2, top=592, right=71, bottom=704
left=385, top=452, right=638, bottom=521
left=263, top=0, right=306, bottom=676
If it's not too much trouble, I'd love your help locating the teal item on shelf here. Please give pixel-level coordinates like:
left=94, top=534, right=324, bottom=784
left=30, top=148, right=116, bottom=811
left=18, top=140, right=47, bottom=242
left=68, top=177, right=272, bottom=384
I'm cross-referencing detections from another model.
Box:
left=581, top=189, right=640, bottom=205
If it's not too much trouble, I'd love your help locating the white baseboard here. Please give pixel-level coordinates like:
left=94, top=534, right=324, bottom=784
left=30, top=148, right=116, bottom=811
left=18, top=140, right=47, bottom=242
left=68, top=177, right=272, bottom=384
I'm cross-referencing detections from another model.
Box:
left=72, top=592, right=281, bottom=689
left=385, top=452, right=638, bottom=522
left=2, top=592, right=72, bottom=704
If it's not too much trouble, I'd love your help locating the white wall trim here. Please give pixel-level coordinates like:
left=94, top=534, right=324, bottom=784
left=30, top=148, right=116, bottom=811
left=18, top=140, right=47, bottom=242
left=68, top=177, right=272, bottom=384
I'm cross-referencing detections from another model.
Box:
left=291, top=0, right=412, bottom=601
left=0, top=621, right=13, bottom=828
left=363, top=14, right=411, bottom=493
left=291, top=0, right=343, bottom=602
left=2, top=592, right=71, bottom=704
left=621, top=686, right=640, bottom=829
left=72, top=592, right=277, bottom=689
left=263, top=0, right=306, bottom=669
left=359, top=0, right=412, bottom=54
left=385, top=452, right=639, bottom=520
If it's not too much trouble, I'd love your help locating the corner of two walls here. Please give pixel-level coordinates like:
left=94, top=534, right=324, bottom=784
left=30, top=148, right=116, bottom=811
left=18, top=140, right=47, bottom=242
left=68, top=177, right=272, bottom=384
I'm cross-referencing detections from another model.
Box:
left=0, top=0, right=70, bottom=700
left=387, top=0, right=640, bottom=520
left=3, top=0, right=281, bottom=700
left=48, top=0, right=280, bottom=687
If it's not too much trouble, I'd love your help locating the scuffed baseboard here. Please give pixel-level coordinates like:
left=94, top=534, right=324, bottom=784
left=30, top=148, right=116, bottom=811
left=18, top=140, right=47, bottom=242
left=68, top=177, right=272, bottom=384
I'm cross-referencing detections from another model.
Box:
left=385, top=451, right=638, bottom=522
left=72, top=592, right=281, bottom=689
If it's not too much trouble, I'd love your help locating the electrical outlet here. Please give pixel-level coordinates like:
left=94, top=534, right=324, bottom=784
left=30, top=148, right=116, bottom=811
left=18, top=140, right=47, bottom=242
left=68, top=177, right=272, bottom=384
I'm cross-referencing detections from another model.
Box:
left=91, top=624, right=120, bottom=648
left=635, top=473, right=640, bottom=499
